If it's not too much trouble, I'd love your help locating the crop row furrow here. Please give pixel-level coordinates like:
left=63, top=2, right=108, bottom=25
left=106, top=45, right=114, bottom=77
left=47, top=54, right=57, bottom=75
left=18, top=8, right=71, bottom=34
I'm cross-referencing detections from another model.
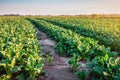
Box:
left=28, top=18, right=119, bottom=80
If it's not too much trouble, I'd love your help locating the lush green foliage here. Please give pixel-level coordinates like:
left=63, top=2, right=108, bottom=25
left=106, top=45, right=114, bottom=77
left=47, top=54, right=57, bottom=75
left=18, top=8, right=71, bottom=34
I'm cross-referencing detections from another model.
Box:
left=29, top=19, right=116, bottom=60
left=87, top=55, right=120, bottom=80
left=28, top=18, right=119, bottom=80
left=0, top=17, right=44, bottom=79
left=39, top=17, right=120, bottom=51
left=1, top=16, right=119, bottom=80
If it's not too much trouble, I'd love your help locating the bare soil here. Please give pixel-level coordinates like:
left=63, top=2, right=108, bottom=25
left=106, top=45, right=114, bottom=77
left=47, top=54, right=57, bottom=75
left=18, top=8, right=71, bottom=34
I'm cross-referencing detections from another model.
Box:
left=36, top=28, right=78, bottom=80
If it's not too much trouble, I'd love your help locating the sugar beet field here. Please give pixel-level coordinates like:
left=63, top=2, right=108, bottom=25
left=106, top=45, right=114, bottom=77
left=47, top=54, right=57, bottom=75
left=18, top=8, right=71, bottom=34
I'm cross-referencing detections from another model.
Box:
left=0, top=16, right=120, bottom=80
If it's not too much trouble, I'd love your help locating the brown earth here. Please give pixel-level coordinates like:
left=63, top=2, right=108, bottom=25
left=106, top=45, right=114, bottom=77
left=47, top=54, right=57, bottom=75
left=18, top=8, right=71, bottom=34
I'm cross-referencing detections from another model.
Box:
left=36, top=28, right=78, bottom=80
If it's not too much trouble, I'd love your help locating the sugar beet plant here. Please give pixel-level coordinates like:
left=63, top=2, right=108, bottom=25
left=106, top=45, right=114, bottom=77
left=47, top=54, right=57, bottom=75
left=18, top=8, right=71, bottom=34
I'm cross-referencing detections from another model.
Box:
left=87, top=54, right=120, bottom=80
left=0, top=17, right=44, bottom=80
left=68, top=53, right=80, bottom=72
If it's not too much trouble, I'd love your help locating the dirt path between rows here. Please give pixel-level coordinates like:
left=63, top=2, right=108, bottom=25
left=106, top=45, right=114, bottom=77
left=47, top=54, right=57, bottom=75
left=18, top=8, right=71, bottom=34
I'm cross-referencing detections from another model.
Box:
left=36, top=28, right=78, bottom=80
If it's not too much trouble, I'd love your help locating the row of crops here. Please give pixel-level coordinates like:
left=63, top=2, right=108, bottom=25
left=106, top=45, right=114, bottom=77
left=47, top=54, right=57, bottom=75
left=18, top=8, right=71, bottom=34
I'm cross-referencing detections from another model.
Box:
left=0, top=17, right=44, bottom=79
left=0, top=16, right=120, bottom=80
left=39, top=16, right=120, bottom=52
left=29, top=18, right=120, bottom=80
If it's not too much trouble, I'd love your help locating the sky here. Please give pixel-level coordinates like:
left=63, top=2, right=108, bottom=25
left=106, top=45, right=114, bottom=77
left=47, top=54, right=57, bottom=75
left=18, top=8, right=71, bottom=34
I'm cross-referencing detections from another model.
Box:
left=0, top=0, right=120, bottom=15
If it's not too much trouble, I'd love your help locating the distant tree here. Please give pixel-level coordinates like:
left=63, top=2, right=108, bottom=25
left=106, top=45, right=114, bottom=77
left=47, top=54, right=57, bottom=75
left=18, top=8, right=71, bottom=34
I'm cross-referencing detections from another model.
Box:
left=4, top=14, right=20, bottom=16
left=92, top=14, right=100, bottom=17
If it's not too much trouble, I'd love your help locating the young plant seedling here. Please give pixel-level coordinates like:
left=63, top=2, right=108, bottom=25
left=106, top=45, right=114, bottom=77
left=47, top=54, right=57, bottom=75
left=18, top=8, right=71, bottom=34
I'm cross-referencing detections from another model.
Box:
left=68, top=53, right=81, bottom=72
left=45, top=51, right=54, bottom=65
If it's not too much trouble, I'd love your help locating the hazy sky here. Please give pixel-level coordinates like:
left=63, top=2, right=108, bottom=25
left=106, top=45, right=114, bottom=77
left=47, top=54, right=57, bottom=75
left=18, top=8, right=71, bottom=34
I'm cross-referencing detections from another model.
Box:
left=0, top=0, right=120, bottom=15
